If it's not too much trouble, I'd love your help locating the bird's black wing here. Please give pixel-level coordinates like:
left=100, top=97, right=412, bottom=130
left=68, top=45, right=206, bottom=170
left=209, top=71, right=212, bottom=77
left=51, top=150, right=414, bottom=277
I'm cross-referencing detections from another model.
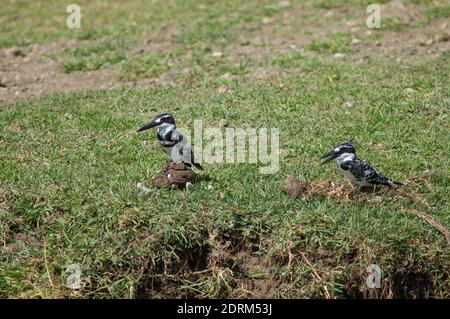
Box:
left=353, top=160, right=393, bottom=186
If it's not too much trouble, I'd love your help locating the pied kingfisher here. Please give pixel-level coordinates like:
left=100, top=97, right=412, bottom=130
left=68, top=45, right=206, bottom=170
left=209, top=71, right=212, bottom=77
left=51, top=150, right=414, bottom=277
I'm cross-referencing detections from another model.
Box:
left=137, top=113, right=203, bottom=170
left=320, top=140, right=402, bottom=190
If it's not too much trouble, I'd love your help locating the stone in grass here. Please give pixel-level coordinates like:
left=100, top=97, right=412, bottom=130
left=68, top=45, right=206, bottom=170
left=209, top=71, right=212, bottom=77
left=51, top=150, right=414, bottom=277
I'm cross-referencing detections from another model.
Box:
left=333, top=53, right=346, bottom=60
left=436, top=33, right=450, bottom=43
left=185, top=182, right=195, bottom=191
left=219, top=119, right=229, bottom=127
left=153, top=162, right=197, bottom=189
left=136, top=182, right=151, bottom=194
left=403, top=88, right=416, bottom=94
left=132, top=47, right=145, bottom=54
left=5, top=47, right=26, bottom=57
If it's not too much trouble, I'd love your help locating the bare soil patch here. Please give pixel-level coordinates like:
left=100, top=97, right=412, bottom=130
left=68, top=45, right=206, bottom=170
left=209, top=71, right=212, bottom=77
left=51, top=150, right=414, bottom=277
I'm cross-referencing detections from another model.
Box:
left=1, top=2, right=448, bottom=104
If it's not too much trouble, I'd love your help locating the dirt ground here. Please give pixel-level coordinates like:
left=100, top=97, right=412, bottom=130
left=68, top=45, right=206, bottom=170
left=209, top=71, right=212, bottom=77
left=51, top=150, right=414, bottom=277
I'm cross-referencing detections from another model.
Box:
left=0, top=3, right=448, bottom=105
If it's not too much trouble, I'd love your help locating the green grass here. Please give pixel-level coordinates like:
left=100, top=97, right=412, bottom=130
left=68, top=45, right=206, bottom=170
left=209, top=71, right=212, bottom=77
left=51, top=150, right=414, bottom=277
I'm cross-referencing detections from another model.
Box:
left=1, top=0, right=450, bottom=299
left=307, top=32, right=353, bottom=54
left=426, top=4, right=450, bottom=19
left=1, top=54, right=449, bottom=298
left=61, top=40, right=129, bottom=73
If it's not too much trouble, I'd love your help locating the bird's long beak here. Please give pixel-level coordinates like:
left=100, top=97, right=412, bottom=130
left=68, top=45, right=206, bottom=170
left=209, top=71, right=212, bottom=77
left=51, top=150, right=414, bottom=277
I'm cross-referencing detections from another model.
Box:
left=137, top=119, right=159, bottom=132
left=320, top=150, right=338, bottom=165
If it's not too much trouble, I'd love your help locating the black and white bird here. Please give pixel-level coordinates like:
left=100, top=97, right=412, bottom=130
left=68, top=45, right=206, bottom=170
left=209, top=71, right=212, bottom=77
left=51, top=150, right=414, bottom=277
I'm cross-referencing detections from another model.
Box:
left=137, top=113, right=203, bottom=170
left=320, top=140, right=402, bottom=190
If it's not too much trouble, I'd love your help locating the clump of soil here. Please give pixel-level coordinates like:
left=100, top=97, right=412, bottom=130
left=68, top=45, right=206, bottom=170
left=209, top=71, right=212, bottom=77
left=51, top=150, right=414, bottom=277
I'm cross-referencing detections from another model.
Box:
left=152, top=162, right=197, bottom=189
left=282, top=176, right=353, bottom=202
left=282, top=176, right=310, bottom=198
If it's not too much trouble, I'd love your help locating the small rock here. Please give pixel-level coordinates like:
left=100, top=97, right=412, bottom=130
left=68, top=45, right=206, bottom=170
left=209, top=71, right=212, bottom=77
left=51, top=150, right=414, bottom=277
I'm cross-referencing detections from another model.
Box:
left=5, top=47, right=25, bottom=57
left=186, top=182, right=195, bottom=191
left=417, top=38, right=428, bottom=46
left=333, top=53, right=346, bottom=59
left=390, top=0, right=405, bottom=10
left=212, top=51, right=223, bottom=58
left=136, top=182, right=151, bottom=194
left=404, top=88, right=416, bottom=94
left=344, top=100, right=354, bottom=107
left=278, top=1, right=290, bottom=8
left=262, top=17, right=273, bottom=24
left=219, top=119, right=229, bottom=128
left=218, top=86, right=229, bottom=94
left=351, top=38, right=362, bottom=44
left=207, top=184, right=213, bottom=190
left=132, top=47, right=144, bottom=54
left=436, top=33, right=450, bottom=42
left=425, top=38, right=434, bottom=46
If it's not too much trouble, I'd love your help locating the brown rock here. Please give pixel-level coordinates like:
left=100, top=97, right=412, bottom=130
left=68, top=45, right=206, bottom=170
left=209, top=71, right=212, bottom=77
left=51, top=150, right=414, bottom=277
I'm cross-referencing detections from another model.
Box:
left=153, top=162, right=197, bottom=189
